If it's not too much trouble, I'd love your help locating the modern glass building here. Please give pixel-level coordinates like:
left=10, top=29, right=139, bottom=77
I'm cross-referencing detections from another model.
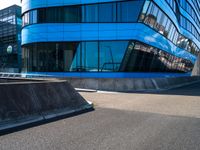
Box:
left=21, top=0, right=200, bottom=78
left=0, top=5, right=22, bottom=73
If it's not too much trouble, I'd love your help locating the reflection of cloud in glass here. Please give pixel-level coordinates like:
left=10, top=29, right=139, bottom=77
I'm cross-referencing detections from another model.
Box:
left=144, top=33, right=170, bottom=52
left=144, top=36, right=156, bottom=43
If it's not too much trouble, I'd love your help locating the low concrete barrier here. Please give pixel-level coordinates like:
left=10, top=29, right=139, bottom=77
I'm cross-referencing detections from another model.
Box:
left=0, top=79, right=93, bottom=133
left=65, top=76, right=200, bottom=92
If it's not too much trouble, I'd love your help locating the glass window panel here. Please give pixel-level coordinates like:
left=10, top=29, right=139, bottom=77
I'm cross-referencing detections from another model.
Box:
left=46, top=7, right=56, bottom=23
left=139, top=0, right=150, bottom=21
left=62, top=42, right=78, bottom=71
left=38, top=9, right=46, bottom=23
left=84, top=4, right=98, bottom=22
left=155, top=10, right=165, bottom=34
left=156, top=10, right=162, bottom=24
left=168, top=24, right=175, bottom=41
left=37, top=43, right=47, bottom=71
left=99, top=3, right=116, bottom=22
left=57, top=7, right=64, bottom=22
left=82, top=42, right=98, bottom=71
left=117, top=0, right=143, bottom=22
left=32, top=10, right=37, bottom=24
left=24, top=12, right=28, bottom=25
left=99, top=41, right=128, bottom=72
left=70, top=43, right=82, bottom=71
left=161, top=14, right=167, bottom=26
left=144, top=3, right=157, bottom=27
left=151, top=3, right=158, bottom=16
left=64, top=6, right=81, bottom=22
left=22, top=15, right=25, bottom=26
left=29, top=11, right=33, bottom=24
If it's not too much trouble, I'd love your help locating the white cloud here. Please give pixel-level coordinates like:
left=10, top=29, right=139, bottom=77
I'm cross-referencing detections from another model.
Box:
left=0, top=0, right=21, bottom=9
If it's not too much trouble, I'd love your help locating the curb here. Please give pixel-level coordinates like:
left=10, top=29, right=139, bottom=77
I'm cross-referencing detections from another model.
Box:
left=0, top=103, right=93, bottom=135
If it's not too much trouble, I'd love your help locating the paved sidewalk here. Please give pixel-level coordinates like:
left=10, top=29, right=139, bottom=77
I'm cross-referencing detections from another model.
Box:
left=81, top=90, right=200, bottom=119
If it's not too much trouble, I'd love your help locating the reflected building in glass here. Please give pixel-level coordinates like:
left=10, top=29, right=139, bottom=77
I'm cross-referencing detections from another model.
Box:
left=0, top=5, right=22, bottom=72
left=21, top=0, right=200, bottom=78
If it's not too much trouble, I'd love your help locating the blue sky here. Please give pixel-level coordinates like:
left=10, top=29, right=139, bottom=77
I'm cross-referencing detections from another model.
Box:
left=0, top=0, right=21, bottom=9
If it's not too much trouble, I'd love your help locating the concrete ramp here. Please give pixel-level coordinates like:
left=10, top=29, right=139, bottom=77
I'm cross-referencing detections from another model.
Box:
left=0, top=79, right=92, bottom=133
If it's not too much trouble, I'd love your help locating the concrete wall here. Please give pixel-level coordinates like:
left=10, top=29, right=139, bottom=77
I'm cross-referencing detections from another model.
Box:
left=65, top=77, right=200, bottom=92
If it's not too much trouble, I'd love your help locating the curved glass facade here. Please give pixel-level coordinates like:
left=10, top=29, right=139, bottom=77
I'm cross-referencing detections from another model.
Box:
left=21, top=0, right=200, bottom=77
left=22, top=0, right=143, bottom=26
left=139, top=1, right=199, bottom=56
left=22, top=41, right=193, bottom=73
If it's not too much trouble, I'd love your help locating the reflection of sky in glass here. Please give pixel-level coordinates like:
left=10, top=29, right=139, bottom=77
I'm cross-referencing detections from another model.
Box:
left=0, top=0, right=21, bottom=9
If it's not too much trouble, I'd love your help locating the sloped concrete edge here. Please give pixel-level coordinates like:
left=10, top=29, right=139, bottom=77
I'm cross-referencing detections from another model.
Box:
left=0, top=79, right=93, bottom=134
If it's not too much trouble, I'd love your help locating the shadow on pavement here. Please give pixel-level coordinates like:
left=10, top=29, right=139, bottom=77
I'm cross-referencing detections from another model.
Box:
left=0, top=107, right=94, bottom=136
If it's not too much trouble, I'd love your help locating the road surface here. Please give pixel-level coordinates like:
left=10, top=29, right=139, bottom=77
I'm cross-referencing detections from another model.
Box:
left=0, top=82, right=200, bottom=150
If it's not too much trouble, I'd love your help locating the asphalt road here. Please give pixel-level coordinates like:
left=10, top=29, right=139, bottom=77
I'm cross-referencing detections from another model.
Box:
left=0, top=82, right=200, bottom=150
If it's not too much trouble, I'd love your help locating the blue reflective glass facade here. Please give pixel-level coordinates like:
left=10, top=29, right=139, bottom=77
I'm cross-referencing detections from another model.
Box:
left=21, top=0, right=200, bottom=78
left=0, top=5, right=22, bottom=73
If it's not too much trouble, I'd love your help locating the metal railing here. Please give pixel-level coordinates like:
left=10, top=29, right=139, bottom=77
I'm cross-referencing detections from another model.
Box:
left=0, top=72, right=53, bottom=79
left=100, top=62, right=121, bottom=72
